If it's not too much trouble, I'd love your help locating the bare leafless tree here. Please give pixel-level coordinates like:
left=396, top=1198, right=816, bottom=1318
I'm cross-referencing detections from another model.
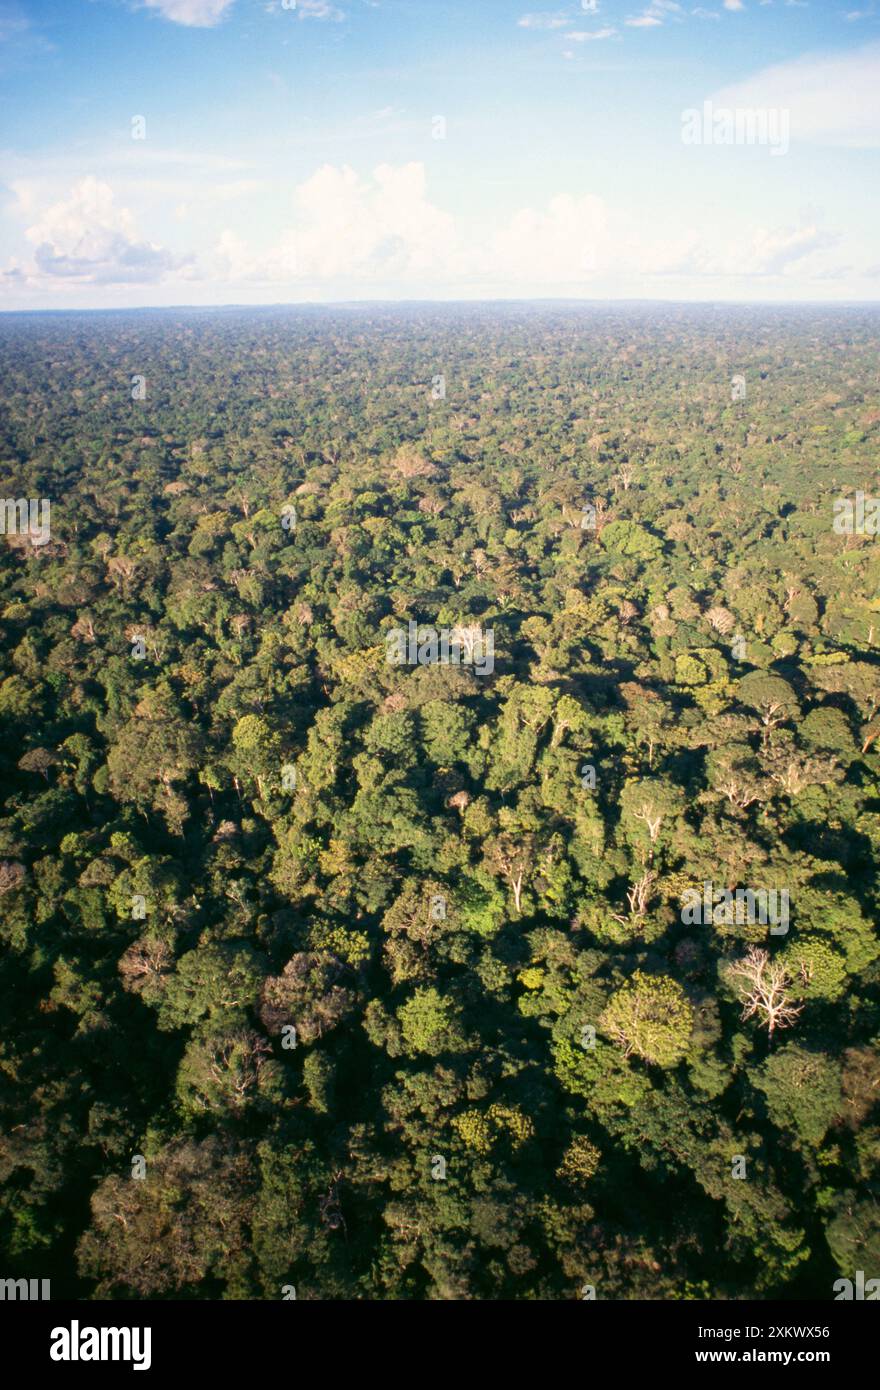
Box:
left=717, top=775, right=762, bottom=810
left=633, top=800, right=664, bottom=845
left=612, top=869, right=657, bottom=926
left=727, top=947, right=804, bottom=1037
left=614, top=462, right=635, bottom=492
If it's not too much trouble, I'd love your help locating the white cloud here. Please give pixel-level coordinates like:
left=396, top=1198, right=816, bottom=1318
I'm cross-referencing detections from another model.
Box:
left=626, top=0, right=682, bottom=22
left=20, top=177, right=185, bottom=284
left=713, top=42, right=880, bottom=147
left=212, top=169, right=612, bottom=289
left=205, top=163, right=853, bottom=294
left=142, top=0, right=345, bottom=27
left=630, top=231, right=703, bottom=275
left=517, top=12, right=569, bottom=28
left=140, top=0, right=236, bottom=26
left=471, top=193, right=844, bottom=286
left=723, top=0, right=745, bottom=11
left=484, top=193, right=609, bottom=282
left=566, top=27, right=617, bottom=40
left=703, top=224, right=838, bottom=275
left=611, top=220, right=840, bottom=280
left=2, top=162, right=860, bottom=302
left=295, top=0, right=345, bottom=20
left=212, top=228, right=259, bottom=278
left=215, top=162, right=457, bottom=283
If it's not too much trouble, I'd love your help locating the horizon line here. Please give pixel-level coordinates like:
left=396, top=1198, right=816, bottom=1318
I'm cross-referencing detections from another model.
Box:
left=3, top=295, right=880, bottom=317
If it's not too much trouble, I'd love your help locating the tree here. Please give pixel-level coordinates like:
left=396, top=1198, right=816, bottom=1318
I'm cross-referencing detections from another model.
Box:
left=77, top=1139, right=256, bottom=1297
left=157, top=943, right=266, bottom=1031
left=736, top=672, right=799, bottom=749
left=756, top=1046, right=843, bottom=1146
left=825, top=1196, right=880, bottom=1279
left=106, top=717, right=202, bottom=831
left=557, top=1136, right=601, bottom=1185
left=725, top=948, right=803, bottom=1038
left=600, top=972, right=694, bottom=1067
left=258, top=953, right=358, bottom=1045
left=397, top=987, right=455, bottom=1055
left=484, top=832, right=537, bottom=916
left=176, top=1027, right=282, bottom=1117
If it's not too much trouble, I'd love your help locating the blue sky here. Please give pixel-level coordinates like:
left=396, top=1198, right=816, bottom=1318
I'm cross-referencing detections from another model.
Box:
left=0, top=0, right=878, bottom=306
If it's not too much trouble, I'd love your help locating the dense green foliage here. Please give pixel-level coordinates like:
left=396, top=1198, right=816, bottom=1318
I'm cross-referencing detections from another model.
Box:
left=1, top=303, right=879, bottom=1300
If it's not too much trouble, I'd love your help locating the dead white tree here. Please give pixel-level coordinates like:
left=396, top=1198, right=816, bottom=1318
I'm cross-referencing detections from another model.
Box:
left=633, top=800, right=664, bottom=845
left=627, top=868, right=657, bottom=917
left=612, top=869, right=657, bottom=925
left=726, top=947, right=804, bottom=1038
left=717, top=774, right=762, bottom=810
